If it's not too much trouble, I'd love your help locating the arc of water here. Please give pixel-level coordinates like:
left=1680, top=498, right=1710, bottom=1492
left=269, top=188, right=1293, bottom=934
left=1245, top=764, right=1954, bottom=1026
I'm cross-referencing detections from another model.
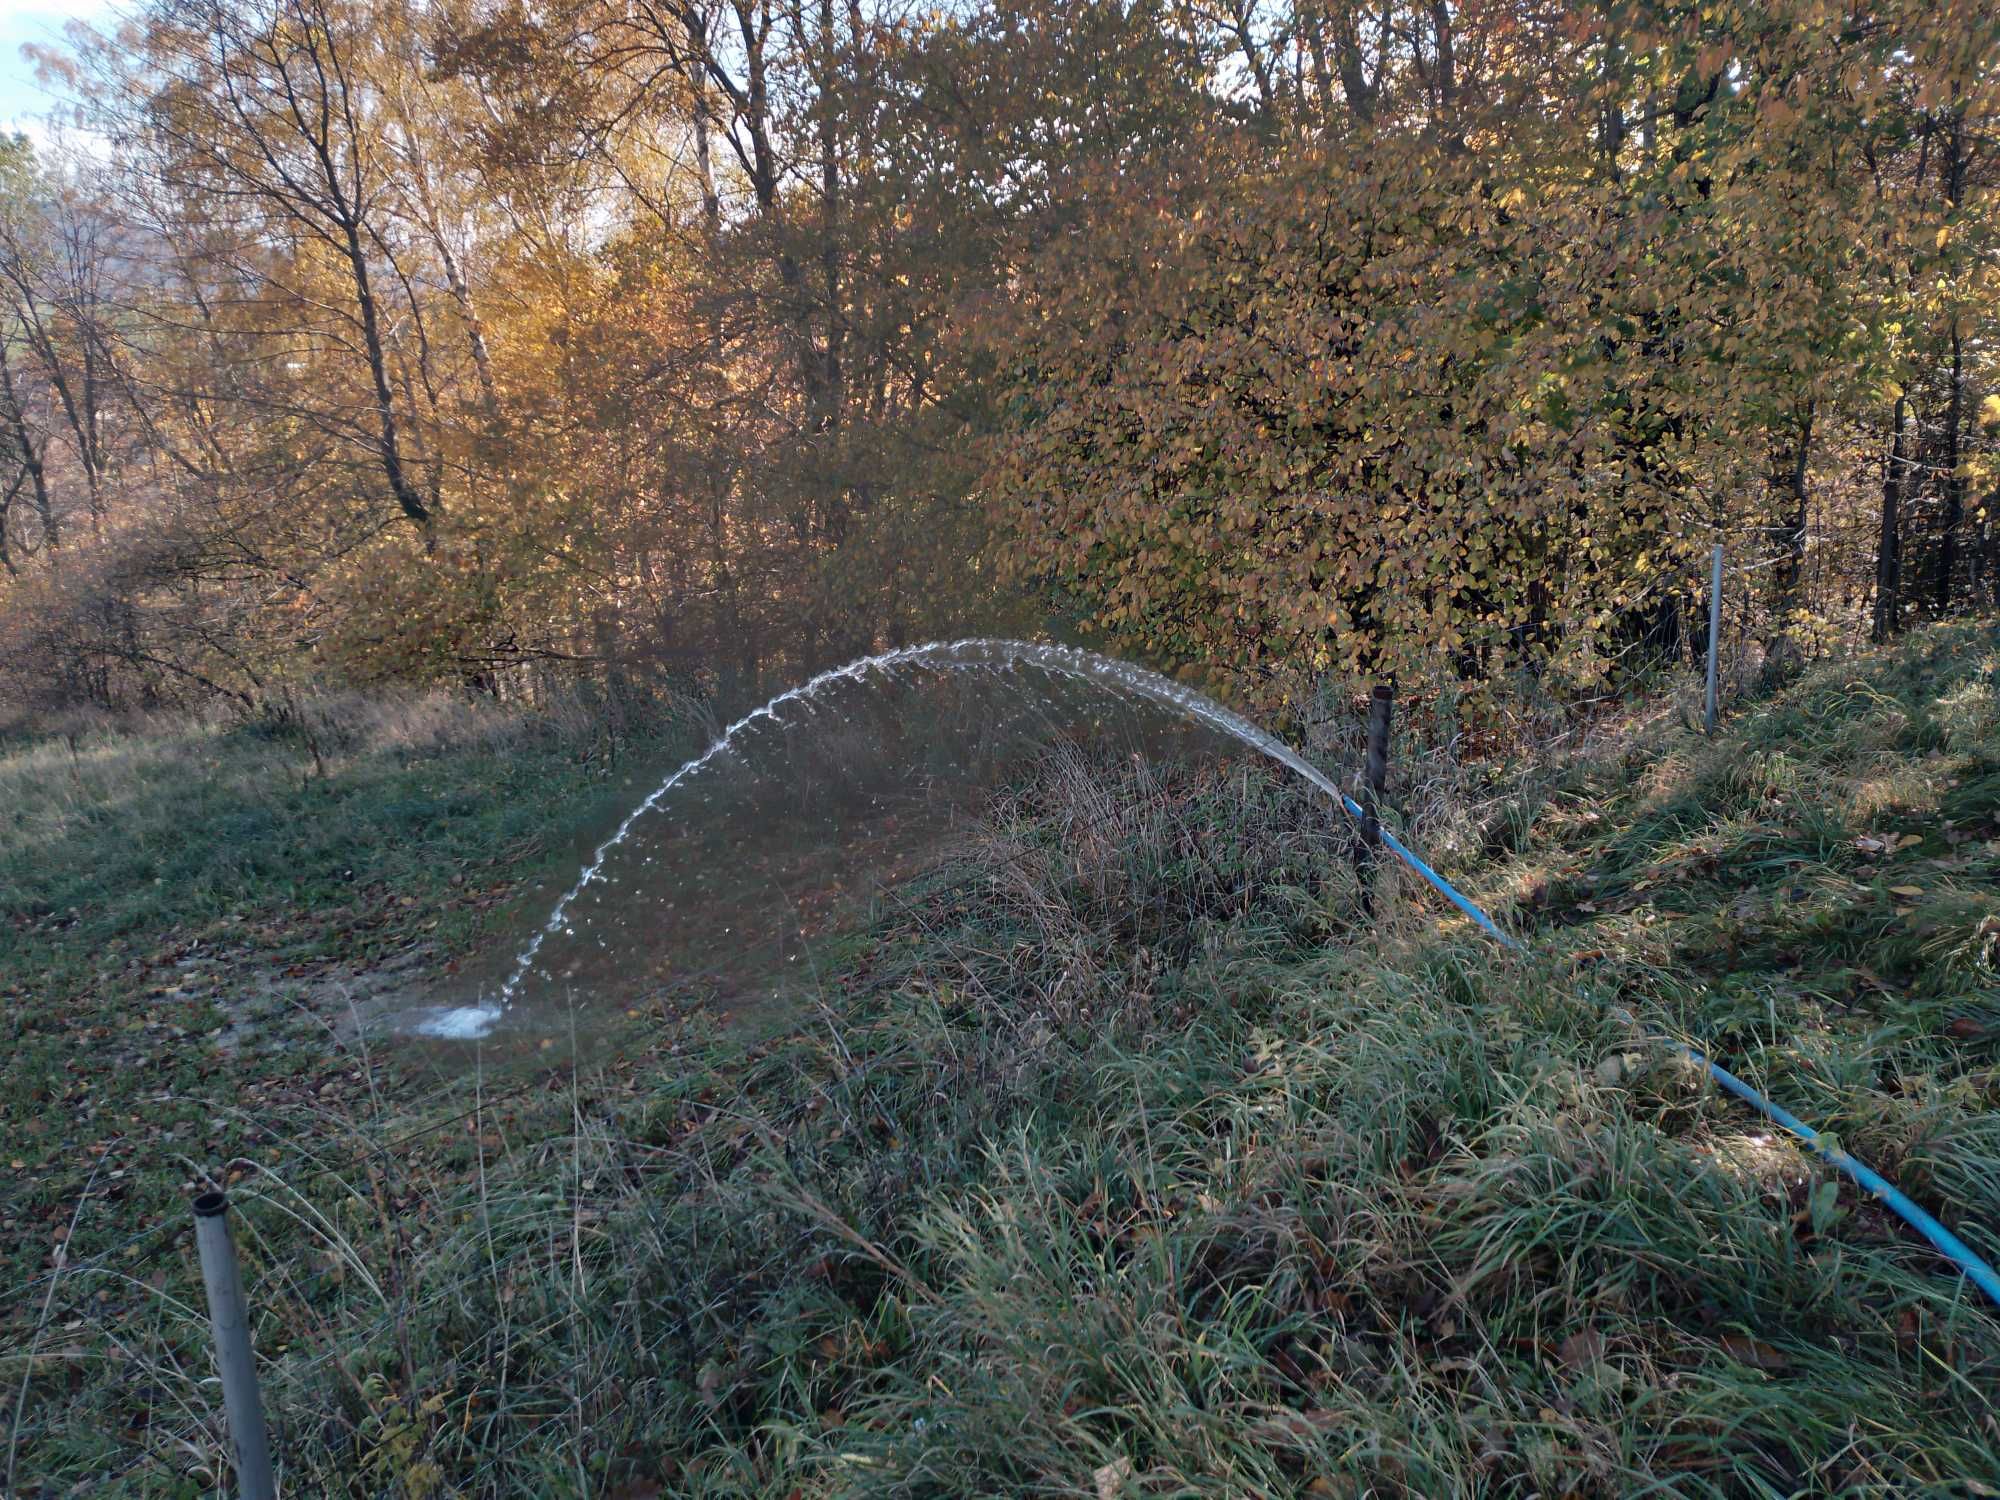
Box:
left=498, top=641, right=954, bottom=1006
left=454, top=636, right=1479, bottom=1037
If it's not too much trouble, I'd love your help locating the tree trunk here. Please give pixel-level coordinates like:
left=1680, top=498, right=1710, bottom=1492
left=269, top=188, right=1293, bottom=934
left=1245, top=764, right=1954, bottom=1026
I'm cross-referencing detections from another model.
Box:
left=341, top=219, right=432, bottom=530
left=1984, top=487, right=2000, bottom=608
left=685, top=7, right=722, bottom=239
left=1331, top=3, right=1382, bottom=124
left=1772, top=402, right=1813, bottom=599
left=1874, top=394, right=1908, bottom=642
left=1767, top=400, right=1813, bottom=674
left=0, top=341, right=53, bottom=554
left=420, top=196, right=498, bottom=414
left=0, top=461, right=24, bottom=574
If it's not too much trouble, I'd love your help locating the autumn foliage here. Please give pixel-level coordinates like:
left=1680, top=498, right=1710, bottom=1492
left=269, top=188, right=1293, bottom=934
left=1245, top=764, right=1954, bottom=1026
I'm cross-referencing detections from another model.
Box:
left=989, top=0, right=2000, bottom=700
left=0, top=0, right=1996, bottom=716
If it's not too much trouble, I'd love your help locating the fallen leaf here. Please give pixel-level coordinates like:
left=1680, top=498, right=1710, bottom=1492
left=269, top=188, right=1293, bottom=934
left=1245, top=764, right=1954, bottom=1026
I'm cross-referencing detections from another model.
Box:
left=1306, top=1479, right=1360, bottom=1498
left=1251, top=1409, right=1342, bottom=1445
left=1717, top=1332, right=1788, bottom=1372
left=696, top=1360, right=729, bottom=1407
left=1557, top=1329, right=1607, bottom=1373
left=1094, top=1457, right=1133, bottom=1499
left=1888, top=885, right=1924, bottom=898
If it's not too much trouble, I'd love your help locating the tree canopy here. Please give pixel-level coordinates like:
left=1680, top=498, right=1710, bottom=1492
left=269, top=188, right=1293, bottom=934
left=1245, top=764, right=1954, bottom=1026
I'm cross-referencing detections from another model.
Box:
left=0, top=0, right=1995, bottom=714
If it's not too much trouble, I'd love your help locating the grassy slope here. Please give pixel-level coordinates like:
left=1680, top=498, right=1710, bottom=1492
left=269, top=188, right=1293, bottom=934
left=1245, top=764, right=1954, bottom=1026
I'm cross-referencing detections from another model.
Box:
left=8, top=628, right=2000, bottom=1496
left=0, top=701, right=699, bottom=1302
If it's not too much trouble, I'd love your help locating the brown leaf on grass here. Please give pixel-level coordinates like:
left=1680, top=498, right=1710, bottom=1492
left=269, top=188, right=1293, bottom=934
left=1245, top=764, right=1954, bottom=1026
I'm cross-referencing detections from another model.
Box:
left=695, top=1360, right=731, bottom=1407
left=1251, top=1408, right=1344, bottom=1446
left=1093, top=1457, right=1133, bottom=1499
left=1305, top=1479, right=1361, bottom=1498
left=1557, top=1328, right=1607, bottom=1373
left=1594, top=1052, right=1644, bottom=1086
left=1717, top=1332, right=1789, bottom=1371
left=1945, top=1018, right=1990, bottom=1040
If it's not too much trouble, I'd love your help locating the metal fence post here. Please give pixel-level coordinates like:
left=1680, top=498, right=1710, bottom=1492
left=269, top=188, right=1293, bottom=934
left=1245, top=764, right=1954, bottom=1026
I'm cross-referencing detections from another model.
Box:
left=1355, top=684, right=1394, bottom=912
left=192, top=1192, right=276, bottom=1500
left=1705, top=543, right=1724, bottom=734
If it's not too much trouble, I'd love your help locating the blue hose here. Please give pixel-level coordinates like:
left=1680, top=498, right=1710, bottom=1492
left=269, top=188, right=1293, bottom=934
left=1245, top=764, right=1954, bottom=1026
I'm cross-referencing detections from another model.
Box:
left=1339, top=785, right=2000, bottom=1311
left=1689, top=1048, right=2000, bottom=1310
left=1339, top=789, right=1522, bottom=950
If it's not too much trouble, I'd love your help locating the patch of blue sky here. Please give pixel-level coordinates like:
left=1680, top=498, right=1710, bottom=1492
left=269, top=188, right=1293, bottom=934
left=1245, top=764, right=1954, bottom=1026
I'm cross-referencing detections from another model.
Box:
left=0, top=0, right=110, bottom=148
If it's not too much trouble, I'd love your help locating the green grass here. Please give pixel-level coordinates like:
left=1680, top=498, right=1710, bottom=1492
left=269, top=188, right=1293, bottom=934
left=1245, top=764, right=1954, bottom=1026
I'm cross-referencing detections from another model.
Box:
left=7, top=630, right=2000, bottom=1496
left=0, top=693, right=704, bottom=1357
left=2, top=699, right=695, bottom=982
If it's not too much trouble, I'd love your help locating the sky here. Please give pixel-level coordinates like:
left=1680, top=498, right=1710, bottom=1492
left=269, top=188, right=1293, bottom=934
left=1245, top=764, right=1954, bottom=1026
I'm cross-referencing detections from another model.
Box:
left=0, top=0, right=110, bottom=146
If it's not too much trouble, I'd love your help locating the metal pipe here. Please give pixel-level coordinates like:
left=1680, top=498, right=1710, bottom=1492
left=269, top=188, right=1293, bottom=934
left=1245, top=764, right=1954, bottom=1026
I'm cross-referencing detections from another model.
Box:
left=192, top=1192, right=276, bottom=1500
left=1354, top=684, right=1393, bottom=911
left=1365, top=685, right=1393, bottom=811
left=1706, top=542, right=1724, bottom=733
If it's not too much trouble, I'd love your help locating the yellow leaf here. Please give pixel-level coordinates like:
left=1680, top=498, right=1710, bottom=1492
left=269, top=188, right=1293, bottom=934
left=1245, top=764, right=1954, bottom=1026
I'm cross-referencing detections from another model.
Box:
left=1888, top=885, right=1923, bottom=898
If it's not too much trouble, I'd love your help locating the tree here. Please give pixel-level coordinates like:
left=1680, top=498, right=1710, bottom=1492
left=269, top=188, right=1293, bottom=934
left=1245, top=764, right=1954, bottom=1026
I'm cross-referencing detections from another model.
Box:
left=133, top=0, right=437, bottom=532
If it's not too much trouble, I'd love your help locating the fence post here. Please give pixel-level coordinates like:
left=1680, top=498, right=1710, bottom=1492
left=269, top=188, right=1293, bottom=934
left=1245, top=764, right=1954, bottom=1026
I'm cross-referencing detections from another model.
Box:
left=1355, top=683, right=1394, bottom=911
left=192, top=1192, right=276, bottom=1500
left=1705, top=543, right=1724, bottom=734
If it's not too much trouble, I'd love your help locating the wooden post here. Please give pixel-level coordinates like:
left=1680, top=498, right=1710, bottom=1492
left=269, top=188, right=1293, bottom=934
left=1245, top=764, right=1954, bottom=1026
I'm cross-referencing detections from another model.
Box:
left=1356, top=684, right=1393, bottom=911
left=192, top=1192, right=276, bottom=1500
left=1705, top=543, right=1724, bottom=734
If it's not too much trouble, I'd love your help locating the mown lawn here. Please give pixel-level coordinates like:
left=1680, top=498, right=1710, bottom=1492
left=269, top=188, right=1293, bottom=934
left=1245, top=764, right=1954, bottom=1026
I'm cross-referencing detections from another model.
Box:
left=6, top=630, right=2000, bottom=1496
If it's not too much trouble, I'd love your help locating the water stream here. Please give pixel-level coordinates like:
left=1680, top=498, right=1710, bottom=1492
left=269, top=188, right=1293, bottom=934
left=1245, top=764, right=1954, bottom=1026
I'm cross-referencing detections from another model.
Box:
left=404, top=639, right=1356, bottom=1042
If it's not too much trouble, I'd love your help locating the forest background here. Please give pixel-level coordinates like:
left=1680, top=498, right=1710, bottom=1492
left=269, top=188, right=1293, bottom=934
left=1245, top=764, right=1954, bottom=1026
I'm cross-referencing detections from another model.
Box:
left=1, top=0, right=1997, bottom=724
